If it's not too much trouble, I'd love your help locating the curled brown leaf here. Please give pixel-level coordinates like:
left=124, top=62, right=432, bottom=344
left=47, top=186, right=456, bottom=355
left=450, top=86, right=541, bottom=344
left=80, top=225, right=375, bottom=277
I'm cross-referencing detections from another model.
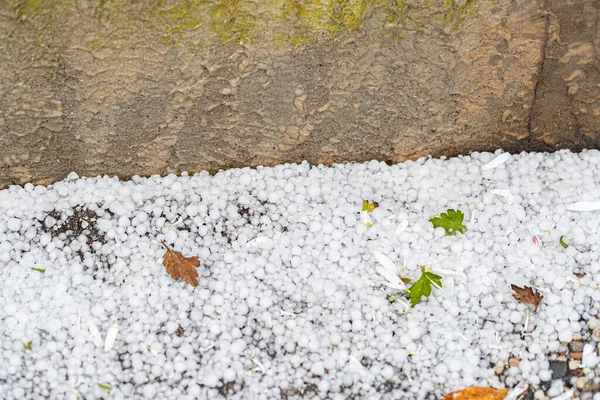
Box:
left=444, top=386, right=508, bottom=400
left=511, top=284, right=543, bottom=313
left=161, top=241, right=200, bottom=287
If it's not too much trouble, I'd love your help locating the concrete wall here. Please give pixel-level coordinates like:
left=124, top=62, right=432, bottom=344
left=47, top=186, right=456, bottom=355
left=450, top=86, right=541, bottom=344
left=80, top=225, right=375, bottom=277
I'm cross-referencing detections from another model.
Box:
left=0, top=0, right=598, bottom=188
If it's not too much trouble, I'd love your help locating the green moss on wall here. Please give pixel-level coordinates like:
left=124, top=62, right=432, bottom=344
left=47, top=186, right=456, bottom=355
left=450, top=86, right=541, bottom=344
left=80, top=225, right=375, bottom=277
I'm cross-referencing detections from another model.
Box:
left=277, top=0, right=368, bottom=45
left=147, top=0, right=489, bottom=48
left=9, top=0, right=492, bottom=51
left=210, top=0, right=258, bottom=44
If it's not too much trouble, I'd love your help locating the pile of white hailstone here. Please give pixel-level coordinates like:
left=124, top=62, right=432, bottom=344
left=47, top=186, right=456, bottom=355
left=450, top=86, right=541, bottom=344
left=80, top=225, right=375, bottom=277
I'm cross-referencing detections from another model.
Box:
left=1, top=149, right=600, bottom=400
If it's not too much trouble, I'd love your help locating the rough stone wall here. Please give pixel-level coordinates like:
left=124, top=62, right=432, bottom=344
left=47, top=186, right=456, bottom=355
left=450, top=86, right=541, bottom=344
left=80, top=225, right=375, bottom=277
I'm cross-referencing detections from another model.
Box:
left=0, top=0, right=598, bottom=188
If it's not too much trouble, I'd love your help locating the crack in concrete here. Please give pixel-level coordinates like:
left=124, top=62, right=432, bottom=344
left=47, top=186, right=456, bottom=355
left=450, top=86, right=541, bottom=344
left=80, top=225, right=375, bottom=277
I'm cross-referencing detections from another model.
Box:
left=527, top=3, right=551, bottom=143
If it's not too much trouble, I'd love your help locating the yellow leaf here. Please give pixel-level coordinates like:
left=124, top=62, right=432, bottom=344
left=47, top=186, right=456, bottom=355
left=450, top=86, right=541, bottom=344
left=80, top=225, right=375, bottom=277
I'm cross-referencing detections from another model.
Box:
left=444, top=387, right=508, bottom=400
left=362, top=200, right=379, bottom=212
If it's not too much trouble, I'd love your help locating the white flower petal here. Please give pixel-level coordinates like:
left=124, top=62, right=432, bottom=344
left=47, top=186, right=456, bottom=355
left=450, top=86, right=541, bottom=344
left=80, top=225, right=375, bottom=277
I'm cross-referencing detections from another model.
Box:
left=104, top=318, right=119, bottom=352
left=566, top=201, right=600, bottom=211
left=582, top=343, right=599, bottom=369
left=370, top=249, right=406, bottom=291
left=348, top=355, right=367, bottom=375
left=371, top=248, right=396, bottom=271
left=246, top=236, right=269, bottom=247
left=504, top=379, right=528, bottom=400
left=469, top=209, right=477, bottom=225
left=431, top=267, right=466, bottom=279
left=395, top=219, right=408, bottom=235
left=360, top=211, right=374, bottom=227
left=550, top=389, right=574, bottom=400
left=87, top=320, right=102, bottom=348
left=481, top=152, right=510, bottom=170
left=375, top=266, right=405, bottom=290
left=390, top=297, right=410, bottom=310
left=247, top=355, right=266, bottom=373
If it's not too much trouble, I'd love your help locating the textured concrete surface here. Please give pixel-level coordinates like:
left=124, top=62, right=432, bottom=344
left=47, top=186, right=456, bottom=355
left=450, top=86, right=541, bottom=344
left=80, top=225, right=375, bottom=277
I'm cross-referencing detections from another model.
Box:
left=0, top=0, right=598, bottom=188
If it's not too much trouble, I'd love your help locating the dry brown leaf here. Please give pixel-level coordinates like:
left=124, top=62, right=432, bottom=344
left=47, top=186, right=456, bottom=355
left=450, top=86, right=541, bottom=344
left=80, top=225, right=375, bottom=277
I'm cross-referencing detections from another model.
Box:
left=511, top=284, right=543, bottom=313
left=161, top=241, right=200, bottom=287
left=444, top=386, right=508, bottom=400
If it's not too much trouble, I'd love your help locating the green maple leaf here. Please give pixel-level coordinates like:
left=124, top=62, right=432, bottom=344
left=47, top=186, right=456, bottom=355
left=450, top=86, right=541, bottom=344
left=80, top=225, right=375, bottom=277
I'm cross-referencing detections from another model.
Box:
left=429, top=209, right=467, bottom=236
left=406, top=266, right=442, bottom=307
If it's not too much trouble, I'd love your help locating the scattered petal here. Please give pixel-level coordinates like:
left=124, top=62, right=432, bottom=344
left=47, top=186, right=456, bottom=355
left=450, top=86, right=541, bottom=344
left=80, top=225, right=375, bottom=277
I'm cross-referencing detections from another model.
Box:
left=566, top=201, right=600, bottom=211
left=167, top=217, right=183, bottom=229
left=88, top=320, right=103, bottom=348
left=522, top=309, right=530, bottom=333
left=582, top=343, right=599, bottom=369
left=360, top=211, right=374, bottom=227
left=481, top=152, right=510, bottom=170
left=432, top=267, right=467, bottom=279
left=395, top=219, right=408, bottom=235
left=550, top=389, right=574, bottom=400
left=391, top=298, right=410, bottom=310
left=348, top=354, right=367, bottom=375
left=104, top=318, right=119, bottom=352
left=147, top=346, right=159, bottom=356
left=246, top=236, right=270, bottom=247
left=504, top=380, right=528, bottom=400
left=280, top=310, right=300, bottom=317
left=469, top=208, right=477, bottom=225
left=369, top=248, right=406, bottom=291
left=247, top=355, right=266, bottom=373
left=199, top=343, right=215, bottom=352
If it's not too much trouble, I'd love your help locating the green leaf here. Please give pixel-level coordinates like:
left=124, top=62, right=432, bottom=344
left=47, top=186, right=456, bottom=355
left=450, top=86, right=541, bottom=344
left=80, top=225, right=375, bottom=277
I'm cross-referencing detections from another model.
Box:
left=362, top=200, right=379, bottom=212
left=24, top=341, right=32, bottom=351
left=98, top=383, right=112, bottom=391
left=406, top=266, right=442, bottom=307
left=429, top=209, right=467, bottom=236
left=559, top=236, right=568, bottom=249
left=30, top=267, right=45, bottom=274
